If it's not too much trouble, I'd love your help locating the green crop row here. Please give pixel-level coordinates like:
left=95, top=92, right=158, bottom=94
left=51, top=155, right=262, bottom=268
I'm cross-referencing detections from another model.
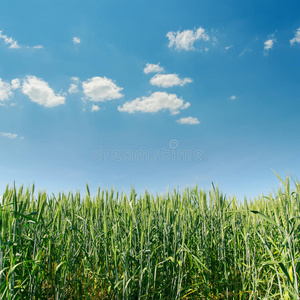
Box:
left=0, top=174, right=299, bottom=299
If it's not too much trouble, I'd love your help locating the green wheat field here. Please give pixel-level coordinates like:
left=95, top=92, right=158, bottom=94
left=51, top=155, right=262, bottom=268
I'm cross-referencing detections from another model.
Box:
left=0, top=174, right=299, bottom=299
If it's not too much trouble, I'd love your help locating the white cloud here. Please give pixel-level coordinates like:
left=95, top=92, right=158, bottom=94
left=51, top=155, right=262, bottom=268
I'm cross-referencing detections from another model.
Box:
left=33, top=45, right=44, bottom=49
left=239, top=48, right=252, bottom=57
left=143, top=63, right=164, bottom=74
left=0, top=79, right=13, bottom=101
left=264, top=37, right=275, bottom=54
left=73, top=37, right=81, bottom=44
left=0, top=132, right=18, bottom=139
left=82, top=76, right=123, bottom=102
left=68, top=77, right=81, bottom=94
left=91, top=104, right=100, bottom=112
left=22, top=76, right=65, bottom=107
left=290, top=28, right=300, bottom=45
left=71, top=77, right=80, bottom=83
left=225, top=45, right=233, bottom=50
left=176, top=116, right=200, bottom=125
left=0, top=30, right=43, bottom=49
left=118, top=91, right=190, bottom=114
left=166, top=27, right=209, bottom=51
left=11, top=79, right=21, bottom=90
left=150, top=74, right=193, bottom=88
left=0, top=30, right=20, bottom=49
left=68, top=83, right=79, bottom=94
left=230, top=95, right=237, bottom=100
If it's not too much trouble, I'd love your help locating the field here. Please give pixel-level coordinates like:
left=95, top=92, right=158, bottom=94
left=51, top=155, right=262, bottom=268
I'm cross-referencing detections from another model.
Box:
left=0, top=175, right=299, bottom=299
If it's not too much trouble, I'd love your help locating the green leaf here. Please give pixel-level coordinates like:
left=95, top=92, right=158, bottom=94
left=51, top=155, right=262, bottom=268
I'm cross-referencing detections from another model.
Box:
left=15, top=212, right=39, bottom=223
left=251, top=210, right=285, bottom=232
left=278, top=263, right=293, bottom=286
left=55, top=261, right=67, bottom=273
left=272, top=169, right=286, bottom=186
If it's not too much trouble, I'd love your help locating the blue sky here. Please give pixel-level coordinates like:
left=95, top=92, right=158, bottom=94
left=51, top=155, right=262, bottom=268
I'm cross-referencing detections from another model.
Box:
left=1, top=0, right=300, bottom=199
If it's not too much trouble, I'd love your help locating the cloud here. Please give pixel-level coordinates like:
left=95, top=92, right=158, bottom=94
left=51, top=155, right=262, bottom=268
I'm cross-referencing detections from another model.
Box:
left=290, top=28, right=300, bottom=45
left=33, top=45, right=44, bottom=49
left=225, top=45, right=233, bottom=50
left=230, top=95, right=237, bottom=100
left=22, top=76, right=65, bottom=107
left=71, top=76, right=80, bottom=83
left=166, top=27, right=209, bottom=51
left=118, top=91, right=190, bottom=114
left=0, top=30, right=20, bottom=49
left=91, top=104, right=100, bottom=112
left=68, top=83, right=79, bottom=94
left=0, top=78, right=14, bottom=101
left=264, top=36, right=275, bottom=54
left=0, top=30, right=43, bottom=49
left=0, top=132, right=18, bottom=139
left=68, top=77, right=80, bottom=94
left=239, top=48, right=252, bottom=57
left=150, top=74, right=193, bottom=88
left=82, top=76, right=123, bottom=102
left=176, top=116, right=200, bottom=125
left=73, top=37, right=81, bottom=44
left=11, top=79, right=21, bottom=90
left=143, top=63, right=164, bottom=74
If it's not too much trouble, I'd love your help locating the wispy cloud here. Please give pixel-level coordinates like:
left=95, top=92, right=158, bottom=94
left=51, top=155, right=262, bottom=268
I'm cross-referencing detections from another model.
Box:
left=82, top=77, right=123, bottom=102
left=68, top=77, right=80, bottom=94
left=176, top=116, right=200, bottom=125
left=150, top=74, right=193, bottom=88
left=0, top=30, right=43, bottom=49
left=143, top=63, right=164, bottom=74
left=264, top=34, right=276, bottom=55
left=0, top=132, right=18, bottom=139
left=118, top=91, right=190, bottom=114
left=72, top=77, right=80, bottom=83
left=230, top=95, right=237, bottom=100
left=11, top=79, right=21, bottom=90
left=239, top=47, right=252, bottom=57
left=290, top=28, right=300, bottom=45
left=73, top=37, right=81, bottom=44
left=225, top=45, right=233, bottom=50
left=0, top=78, right=14, bottom=101
left=22, top=76, right=65, bottom=107
left=166, top=27, right=209, bottom=51
left=68, top=84, right=79, bottom=94
left=0, top=30, right=20, bottom=48
left=264, top=39, right=275, bottom=52
left=91, top=104, right=100, bottom=112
